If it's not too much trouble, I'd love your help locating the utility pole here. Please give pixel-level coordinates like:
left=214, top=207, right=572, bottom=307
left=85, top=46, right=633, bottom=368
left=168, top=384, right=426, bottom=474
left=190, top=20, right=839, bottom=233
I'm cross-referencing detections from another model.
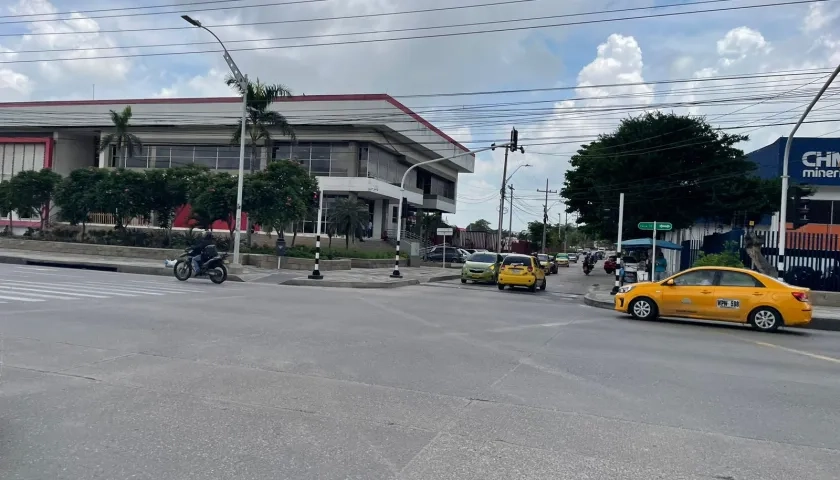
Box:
left=507, top=184, right=515, bottom=252
left=537, top=178, right=557, bottom=253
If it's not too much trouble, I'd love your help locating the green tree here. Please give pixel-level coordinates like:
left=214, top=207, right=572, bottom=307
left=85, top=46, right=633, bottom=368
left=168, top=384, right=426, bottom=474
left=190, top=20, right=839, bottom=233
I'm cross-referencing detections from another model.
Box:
left=328, top=198, right=369, bottom=249
left=99, top=106, right=143, bottom=169
left=693, top=242, right=744, bottom=268
left=245, top=160, right=317, bottom=241
left=561, top=112, right=781, bottom=240
left=54, top=167, right=108, bottom=239
left=8, top=168, right=62, bottom=230
left=466, top=219, right=492, bottom=231
left=0, top=180, right=12, bottom=233
left=226, top=77, right=296, bottom=175
left=525, top=220, right=558, bottom=251
left=144, top=165, right=209, bottom=243
left=95, top=169, right=150, bottom=229
left=190, top=172, right=239, bottom=238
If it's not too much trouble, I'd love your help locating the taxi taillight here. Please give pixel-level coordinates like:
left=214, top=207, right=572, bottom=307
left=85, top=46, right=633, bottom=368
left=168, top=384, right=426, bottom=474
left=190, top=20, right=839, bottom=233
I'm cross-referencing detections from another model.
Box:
left=527, top=266, right=533, bottom=272
left=792, top=291, right=809, bottom=302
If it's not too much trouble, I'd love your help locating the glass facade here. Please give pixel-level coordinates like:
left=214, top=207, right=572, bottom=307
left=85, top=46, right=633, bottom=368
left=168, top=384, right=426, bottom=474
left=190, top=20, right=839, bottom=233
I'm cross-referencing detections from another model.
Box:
left=272, top=142, right=353, bottom=177
left=360, top=144, right=417, bottom=187
left=416, top=169, right=455, bottom=200
left=116, top=144, right=259, bottom=171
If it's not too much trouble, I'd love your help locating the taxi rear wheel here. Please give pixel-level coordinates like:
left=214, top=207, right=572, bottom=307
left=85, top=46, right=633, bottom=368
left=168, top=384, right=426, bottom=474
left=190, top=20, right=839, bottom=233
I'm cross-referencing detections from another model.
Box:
left=629, top=297, right=657, bottom=320
left=498, top=283, right=505, bottom=290
left=749, top=307, right=782, bottom=332
left=539, top=278, right=547, bottom=291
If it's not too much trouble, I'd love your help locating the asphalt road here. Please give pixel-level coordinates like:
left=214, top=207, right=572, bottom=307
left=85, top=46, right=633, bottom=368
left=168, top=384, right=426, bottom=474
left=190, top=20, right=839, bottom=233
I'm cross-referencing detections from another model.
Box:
left=1, top=263, right=838, bottom=479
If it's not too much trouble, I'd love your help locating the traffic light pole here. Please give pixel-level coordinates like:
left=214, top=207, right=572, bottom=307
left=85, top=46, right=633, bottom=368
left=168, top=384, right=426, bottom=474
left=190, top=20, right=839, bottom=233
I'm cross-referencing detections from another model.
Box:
left=778, top=62, right=840, bottom=280
left=537, top=179, right=557, bottom=253
left=390, top=142, right=511, bottom=278
left=610, top=192, right=625, bottom=295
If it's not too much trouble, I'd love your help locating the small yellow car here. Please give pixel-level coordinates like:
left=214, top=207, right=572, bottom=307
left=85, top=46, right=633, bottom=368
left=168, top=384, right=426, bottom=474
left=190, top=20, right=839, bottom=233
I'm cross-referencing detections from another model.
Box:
left=497, top=254, right=547, bottom=292
left=536, top=254, right=552, bottom=275
left=555, top=253, right=570, bottom=268
left=614, top=266, right=812, bottom=332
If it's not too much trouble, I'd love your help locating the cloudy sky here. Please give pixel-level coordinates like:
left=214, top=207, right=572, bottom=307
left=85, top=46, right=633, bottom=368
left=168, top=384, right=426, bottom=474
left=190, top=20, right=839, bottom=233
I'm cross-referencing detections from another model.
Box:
left=1, top=0, right=839, bottom=231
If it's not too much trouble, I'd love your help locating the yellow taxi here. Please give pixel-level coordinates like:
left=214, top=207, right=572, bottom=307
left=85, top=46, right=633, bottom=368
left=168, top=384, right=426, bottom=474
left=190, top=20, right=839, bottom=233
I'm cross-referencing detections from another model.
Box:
left=497, top=254, right=547, bottom=292
left=614, top=266, right=811, bottom=332
left=536, top=253, right=553, bottom=275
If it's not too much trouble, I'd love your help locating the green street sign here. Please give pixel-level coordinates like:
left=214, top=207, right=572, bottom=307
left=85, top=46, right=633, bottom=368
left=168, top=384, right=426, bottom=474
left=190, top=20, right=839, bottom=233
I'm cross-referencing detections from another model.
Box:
left=638, top=221, right=673, bottom=231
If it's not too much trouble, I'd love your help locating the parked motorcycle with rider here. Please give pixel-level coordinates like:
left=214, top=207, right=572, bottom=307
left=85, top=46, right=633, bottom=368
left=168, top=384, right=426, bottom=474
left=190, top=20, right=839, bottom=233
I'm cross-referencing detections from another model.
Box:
left=168, top=231, right=229, bottom=284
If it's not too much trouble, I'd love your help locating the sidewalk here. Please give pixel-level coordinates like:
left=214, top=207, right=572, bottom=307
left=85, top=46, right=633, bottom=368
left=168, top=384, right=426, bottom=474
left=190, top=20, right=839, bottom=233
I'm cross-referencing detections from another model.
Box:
left=280, top=267, right=461, bottom=288
left=584, top=286, right=840, bottom=332
left=0, top=248, right=274, bottom=282
left=0, top=248, right=460, bottom=287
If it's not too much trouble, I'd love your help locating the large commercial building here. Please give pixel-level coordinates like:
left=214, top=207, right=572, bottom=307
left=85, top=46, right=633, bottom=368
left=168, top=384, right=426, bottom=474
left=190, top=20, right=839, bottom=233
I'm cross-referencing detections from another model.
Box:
left=0, top=94, right=473, bottom=236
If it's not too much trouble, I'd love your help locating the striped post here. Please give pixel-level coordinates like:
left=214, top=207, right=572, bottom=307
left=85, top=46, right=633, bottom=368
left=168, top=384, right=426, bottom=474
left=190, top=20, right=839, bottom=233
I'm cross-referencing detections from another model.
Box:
left=308, top=189, right=324, bottom=280
left=390, top=243, right=402, bottom=278
left=308, top=234, right=323, bottom=279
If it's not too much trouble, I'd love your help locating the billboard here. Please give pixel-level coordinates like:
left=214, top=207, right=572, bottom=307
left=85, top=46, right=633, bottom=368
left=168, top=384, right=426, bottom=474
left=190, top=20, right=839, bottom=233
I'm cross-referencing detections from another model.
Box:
left=750, top=137, right=840, bottom=186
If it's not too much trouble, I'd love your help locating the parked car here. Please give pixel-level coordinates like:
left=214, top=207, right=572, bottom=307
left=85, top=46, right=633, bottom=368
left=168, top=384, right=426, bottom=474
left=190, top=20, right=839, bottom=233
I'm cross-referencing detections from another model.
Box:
left=425, top=246, right=466, bottom=263
left=604, top=255, right=618, bottom=274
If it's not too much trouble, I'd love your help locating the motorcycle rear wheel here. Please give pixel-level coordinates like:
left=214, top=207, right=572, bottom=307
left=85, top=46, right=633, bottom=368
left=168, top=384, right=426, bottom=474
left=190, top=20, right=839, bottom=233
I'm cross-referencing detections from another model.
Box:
left=174, top=260, right=192, bottom=281
left=209, top=264, right=228, bottom=284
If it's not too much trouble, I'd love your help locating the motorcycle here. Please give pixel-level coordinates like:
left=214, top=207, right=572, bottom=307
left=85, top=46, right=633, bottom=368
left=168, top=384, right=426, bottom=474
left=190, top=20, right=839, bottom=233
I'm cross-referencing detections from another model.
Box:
left=168, top=245, right=229, bottom=284
left=582, top=261, right=593, bottom=276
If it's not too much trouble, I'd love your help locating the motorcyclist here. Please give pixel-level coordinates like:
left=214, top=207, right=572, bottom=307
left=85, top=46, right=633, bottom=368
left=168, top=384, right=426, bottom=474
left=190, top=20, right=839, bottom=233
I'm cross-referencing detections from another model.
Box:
left=189, top=231, right=214, bottom=274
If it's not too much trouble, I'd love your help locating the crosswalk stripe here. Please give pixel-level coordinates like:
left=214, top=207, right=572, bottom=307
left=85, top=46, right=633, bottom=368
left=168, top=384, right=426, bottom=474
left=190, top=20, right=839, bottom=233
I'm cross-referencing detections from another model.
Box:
left=0, top=284, right=109, bottom=299
left=0, top=294, right=43, bottom=302
left=0, top=288, right=79, bottom=300
left=0, top=280, right=140, bottom=297
left=71, top=280, right=203, bottom=294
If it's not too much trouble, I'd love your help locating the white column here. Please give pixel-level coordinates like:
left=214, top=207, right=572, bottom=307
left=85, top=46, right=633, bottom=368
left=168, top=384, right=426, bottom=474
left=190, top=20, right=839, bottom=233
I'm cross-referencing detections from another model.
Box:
left=373, top=199, right=384, bottom=238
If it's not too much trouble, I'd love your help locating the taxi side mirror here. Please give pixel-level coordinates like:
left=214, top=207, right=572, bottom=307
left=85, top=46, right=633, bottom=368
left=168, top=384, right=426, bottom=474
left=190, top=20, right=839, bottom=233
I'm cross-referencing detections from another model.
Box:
left=665, top=279, right=675, bottom=286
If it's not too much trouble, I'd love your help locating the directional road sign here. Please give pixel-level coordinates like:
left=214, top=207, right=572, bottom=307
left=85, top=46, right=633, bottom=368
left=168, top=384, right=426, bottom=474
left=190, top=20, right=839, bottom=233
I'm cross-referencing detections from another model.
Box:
left=437, top=227, right=454, bottom=236
left=638, top=221, right=673, bottom=231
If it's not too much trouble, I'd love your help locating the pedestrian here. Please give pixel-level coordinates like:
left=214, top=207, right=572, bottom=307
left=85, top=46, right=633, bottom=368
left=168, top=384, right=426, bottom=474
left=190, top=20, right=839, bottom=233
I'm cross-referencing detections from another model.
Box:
left=654, top=251, right=667, bottom=281
left=368, top=220, right=373, bottom=238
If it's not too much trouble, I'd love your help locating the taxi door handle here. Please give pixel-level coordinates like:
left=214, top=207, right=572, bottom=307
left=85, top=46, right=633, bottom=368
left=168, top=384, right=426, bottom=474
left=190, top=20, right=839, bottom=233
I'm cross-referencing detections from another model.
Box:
left=752, top=292, right=764, bottom=296
left=701, top=290, right=713, bottom=294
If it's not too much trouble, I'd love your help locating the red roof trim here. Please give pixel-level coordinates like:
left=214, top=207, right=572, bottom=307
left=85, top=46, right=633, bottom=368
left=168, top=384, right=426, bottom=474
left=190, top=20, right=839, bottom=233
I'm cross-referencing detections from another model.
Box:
left=0, top=94, right=472, bottom=156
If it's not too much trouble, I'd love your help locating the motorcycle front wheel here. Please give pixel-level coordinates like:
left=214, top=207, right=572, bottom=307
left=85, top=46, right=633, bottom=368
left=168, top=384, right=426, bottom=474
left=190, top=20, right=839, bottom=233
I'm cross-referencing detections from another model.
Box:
left=209, top=264, right=228, bottom=284
left=174, top=260, right=192, bottom=281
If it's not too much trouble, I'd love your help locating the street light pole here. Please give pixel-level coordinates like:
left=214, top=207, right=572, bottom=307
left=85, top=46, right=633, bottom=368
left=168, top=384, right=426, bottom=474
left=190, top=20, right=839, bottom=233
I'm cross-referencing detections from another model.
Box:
left=182, top=15, right=248, bottom=267
left=390, top=142, right=511, bottom=278
left=777, top=62, right=840, bottom=280
left=507, top=184, right=514, bottom=251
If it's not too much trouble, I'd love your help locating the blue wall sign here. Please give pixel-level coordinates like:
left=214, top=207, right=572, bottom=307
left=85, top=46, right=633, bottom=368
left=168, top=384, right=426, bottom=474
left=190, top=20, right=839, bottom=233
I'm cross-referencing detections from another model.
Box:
left=748, top=137, right=840, bottom=186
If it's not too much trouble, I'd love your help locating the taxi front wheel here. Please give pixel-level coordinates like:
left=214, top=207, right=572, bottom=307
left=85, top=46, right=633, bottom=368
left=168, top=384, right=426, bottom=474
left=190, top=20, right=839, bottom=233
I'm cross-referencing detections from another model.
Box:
left=498, top=283, right=505, bottom=290
left=749, top=307, right=781, bottom=332
left=629, top=297, right=658, bottom=320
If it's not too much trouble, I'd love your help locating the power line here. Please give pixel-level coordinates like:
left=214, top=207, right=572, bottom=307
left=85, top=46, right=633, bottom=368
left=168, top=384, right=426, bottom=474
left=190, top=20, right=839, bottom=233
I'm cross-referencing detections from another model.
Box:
left=0, top=0, right=820, bottom=62
left=0, top=0, right=732, bottom=53
left=1, top=0, right=263, bottom=20
left=0, top=0, right=529, bottom=27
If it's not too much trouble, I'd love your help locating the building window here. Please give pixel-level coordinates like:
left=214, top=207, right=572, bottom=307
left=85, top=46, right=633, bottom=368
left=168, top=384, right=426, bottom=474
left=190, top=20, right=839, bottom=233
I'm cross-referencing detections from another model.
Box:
left=217, top=146, right=240, bottom=170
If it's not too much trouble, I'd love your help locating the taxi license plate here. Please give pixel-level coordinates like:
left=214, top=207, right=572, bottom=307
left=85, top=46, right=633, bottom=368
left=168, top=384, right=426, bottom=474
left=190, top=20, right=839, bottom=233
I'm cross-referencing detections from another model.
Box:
left=510, top=268, right=522, bottom=273
left=471, top=273, right=483, bottom=278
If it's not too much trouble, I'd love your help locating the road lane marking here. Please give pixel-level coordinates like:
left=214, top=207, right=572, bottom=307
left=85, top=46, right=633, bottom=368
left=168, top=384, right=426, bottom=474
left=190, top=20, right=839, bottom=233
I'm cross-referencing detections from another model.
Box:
left=752, top=340, right=840, bottom=364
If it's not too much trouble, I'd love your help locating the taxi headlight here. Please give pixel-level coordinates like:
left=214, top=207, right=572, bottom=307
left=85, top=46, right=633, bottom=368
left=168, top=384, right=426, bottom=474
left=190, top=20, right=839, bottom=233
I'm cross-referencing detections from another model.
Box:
left=489, top=264, right=495, bottom=271
left=618, top=285, right=635, bottom=294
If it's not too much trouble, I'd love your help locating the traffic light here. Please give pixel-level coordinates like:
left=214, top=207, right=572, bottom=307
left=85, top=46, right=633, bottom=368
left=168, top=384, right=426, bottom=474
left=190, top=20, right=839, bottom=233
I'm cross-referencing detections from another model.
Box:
left=311, top=191, right=320, bottom=209
left=790, top=185, right=811, bottom=229
left=401, top=197, right=409, bottom=218
left=510, top=128, right=519, bottom=151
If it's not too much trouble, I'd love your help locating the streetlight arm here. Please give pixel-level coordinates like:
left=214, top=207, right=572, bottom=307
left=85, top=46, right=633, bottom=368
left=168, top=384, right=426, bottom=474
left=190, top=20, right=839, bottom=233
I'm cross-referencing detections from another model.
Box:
left=182, top=15, right=246, bottom=87
left=389, top=142, right=511, bottom=278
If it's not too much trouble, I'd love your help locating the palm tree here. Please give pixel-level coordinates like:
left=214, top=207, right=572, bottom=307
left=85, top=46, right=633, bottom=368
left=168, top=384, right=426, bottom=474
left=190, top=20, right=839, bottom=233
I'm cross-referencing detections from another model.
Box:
left=100, top=106, right=142, bottom=169
left=225, top=76, right=296, bottom=174
left=327, top=198, right=369, bottom=249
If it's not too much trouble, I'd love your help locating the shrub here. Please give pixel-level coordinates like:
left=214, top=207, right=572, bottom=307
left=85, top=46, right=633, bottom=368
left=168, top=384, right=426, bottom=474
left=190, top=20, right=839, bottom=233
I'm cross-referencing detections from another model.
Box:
left=692, top=250, right=744, bottom=268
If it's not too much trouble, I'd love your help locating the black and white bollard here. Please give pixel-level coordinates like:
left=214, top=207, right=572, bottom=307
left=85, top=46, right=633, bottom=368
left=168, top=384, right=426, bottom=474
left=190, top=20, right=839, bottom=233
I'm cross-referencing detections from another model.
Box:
left=390, top=243, right=402, bottom=278
left=308, top=233, right=323, bottom=279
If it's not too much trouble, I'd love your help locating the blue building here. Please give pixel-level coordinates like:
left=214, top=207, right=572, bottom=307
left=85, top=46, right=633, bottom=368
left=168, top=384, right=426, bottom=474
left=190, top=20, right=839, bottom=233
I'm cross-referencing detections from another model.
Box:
left=747, top=137, right=840, bottom=227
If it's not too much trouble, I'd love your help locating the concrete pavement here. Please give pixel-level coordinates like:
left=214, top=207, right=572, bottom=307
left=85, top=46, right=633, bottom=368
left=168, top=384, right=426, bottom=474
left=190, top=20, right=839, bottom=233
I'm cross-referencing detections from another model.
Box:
left=1, top=263, right=838, bottom=479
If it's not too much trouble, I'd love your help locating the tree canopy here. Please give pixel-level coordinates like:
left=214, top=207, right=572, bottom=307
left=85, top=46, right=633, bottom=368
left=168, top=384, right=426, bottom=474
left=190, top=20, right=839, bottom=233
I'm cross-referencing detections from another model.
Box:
left=561, top=112, right=782, bottom=240
left=466, top=219, right=492, bottom=231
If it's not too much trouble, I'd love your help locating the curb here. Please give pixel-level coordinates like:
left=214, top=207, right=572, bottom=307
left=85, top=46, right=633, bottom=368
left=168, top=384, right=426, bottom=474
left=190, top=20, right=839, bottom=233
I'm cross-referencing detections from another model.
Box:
left=0, top=255, right=245, bottom=282
left=281, top=278, right=421, bottom=288
left=583, top=291, right=840, bottom=332
left=426, top=274, right=462, bottom=283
